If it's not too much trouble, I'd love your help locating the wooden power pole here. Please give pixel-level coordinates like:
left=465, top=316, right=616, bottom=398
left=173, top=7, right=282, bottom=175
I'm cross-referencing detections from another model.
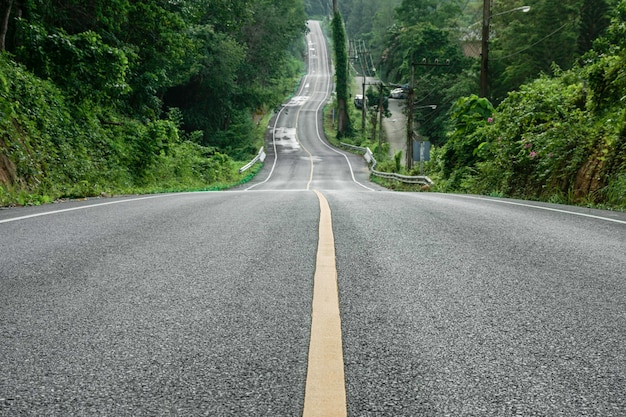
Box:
left=480, top=0, right=490, bottom=97
left=406, top=59, right=449, bottom=170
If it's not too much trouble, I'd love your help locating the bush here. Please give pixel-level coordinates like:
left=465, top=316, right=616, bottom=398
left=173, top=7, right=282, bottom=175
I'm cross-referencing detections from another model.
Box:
left=0, top=54, right=248, bottom=206
left=437, top=70, right=625, bottom=208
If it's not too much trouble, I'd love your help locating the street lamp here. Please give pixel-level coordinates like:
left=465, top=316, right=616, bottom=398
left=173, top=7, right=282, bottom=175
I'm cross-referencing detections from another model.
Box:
left=480, top=2, right=530, bottom=97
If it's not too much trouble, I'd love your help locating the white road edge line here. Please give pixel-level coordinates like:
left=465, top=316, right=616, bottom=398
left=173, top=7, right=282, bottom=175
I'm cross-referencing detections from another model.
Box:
left=308, top=22, right=374, bottom=192
left=0, top=195, right=169, bottom=224
left=457, top=195, right=626, bottom=225
left=246, top=20, right=374, bottom=192
left=245, top=25, right=316, bottom=191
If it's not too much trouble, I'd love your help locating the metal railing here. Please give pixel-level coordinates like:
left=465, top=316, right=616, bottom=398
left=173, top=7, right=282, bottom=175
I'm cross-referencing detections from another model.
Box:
left=238, top=147, right=266, bottom=173
left=340, top=142, right=434, bottom=186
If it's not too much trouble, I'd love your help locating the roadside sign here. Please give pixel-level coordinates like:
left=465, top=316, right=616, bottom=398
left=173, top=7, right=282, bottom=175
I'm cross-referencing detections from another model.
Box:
left=413, top=140, right=431, bottom=162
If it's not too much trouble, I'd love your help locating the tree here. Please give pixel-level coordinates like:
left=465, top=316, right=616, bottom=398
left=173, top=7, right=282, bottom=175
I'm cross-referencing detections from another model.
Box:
left=305, top=0, right=331, bottom=16
left=441, top=94, right=495, bottom=178
left=14, top=26, right=130, bottom=102
left=486, top=0, right=610, bottom=102
left=163, top=26, right=246, bottom=138
left=164, top=0, right=306, bottom=146
left=5, top=0, right=308, bottom=148
left=239, top=0, right=307, bottom=96
left=395, top=0, right=464, bottom=27
left=340, top=0, right=379, bottom=39
left=332, top=11, right=352, bottom=136
left=379, top=12, right=472, bottom=145
left=578, top=0, right=611, bottom=53
left=0, top=0, right=13, bottom=51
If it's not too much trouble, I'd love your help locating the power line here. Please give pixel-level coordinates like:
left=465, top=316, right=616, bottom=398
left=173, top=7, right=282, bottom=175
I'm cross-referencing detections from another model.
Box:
left=492, top=21, right=572, bottom=61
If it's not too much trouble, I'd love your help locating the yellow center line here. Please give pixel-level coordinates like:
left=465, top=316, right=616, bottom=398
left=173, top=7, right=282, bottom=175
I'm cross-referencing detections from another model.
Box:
left=293, top=102, right=315, bottom=191
left=303, top=190, right=347, bottom=417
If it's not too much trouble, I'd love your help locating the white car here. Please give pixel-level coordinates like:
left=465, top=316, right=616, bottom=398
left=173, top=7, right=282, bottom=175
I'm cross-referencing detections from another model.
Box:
left=390, top=88, right=406, bottom=99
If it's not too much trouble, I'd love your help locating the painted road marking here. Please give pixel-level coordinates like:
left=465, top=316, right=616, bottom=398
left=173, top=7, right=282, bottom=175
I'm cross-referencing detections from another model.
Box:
left=457, top=195, right=626, bottom=225
left=303, top=190, right=347, bottom=417
left=0, top=195, right=168, bottom=224
left=292, top=103, right=315, bottom=191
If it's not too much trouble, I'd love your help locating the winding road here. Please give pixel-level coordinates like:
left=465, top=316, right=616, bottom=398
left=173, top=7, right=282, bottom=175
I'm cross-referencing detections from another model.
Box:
left=1, top=20, right=625, bottom=416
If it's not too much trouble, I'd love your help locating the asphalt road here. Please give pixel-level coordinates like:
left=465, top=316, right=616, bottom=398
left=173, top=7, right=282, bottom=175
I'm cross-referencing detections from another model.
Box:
left=1, top=20, right=626, bottom=416
left=385, top=97, right=407, bottom=157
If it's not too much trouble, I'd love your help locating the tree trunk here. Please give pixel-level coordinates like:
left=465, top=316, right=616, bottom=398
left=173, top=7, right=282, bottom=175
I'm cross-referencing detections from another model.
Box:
left=0, top=0, right=14, bottom=51
left=337, top=98, right=348, bottom=133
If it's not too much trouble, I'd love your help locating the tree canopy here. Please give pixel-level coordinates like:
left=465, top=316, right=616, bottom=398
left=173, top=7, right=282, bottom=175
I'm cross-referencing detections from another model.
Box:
left=338, top=0, right=624, bottom=207
left=2, top=0, right=307, bottom=142
left=1, top=0, right=307, bottom=204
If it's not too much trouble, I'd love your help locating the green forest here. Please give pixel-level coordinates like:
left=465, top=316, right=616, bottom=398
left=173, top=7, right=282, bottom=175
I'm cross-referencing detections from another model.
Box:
left=1, top=0, right=625, bottom=209
left=0, top=0, right=307, bottom=205
left=338, top=0, right=625, bottom=209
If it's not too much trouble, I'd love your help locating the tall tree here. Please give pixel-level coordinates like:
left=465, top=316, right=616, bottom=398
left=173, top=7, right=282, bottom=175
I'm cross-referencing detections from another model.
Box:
left=0, top=0, right=13, bottom=51
left=332, top=10, right=351, bottom=136
left=305, top=0, right=331, bottom=16
left=3, top=0, right=312, bottom=155
left=395, top=0, right=464, bottom=27
left=578, top=0, right=611, bottom=53
left=488, top=0, right=583, bottom=102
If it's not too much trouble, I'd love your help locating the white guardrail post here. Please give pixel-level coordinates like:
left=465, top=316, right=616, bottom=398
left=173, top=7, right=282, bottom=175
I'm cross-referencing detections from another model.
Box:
left=340, top=142, right=434, bottom=186
left=238, top=147, right=266, bottom=173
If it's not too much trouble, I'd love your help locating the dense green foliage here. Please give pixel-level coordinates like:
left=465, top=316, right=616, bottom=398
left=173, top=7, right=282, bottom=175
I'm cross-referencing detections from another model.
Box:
left=339, top=0, right=618, bottom=144
left=305, top=0, right=332, bottom=17
left=341, top=0, right=618, bottom=104
left=2, top=0, right=624, bottom=209
left=0, top=54, right=251, bottom=206
left=337, top=0, right=624, bottom=208
left=437, top=0, right=626, bottom=208
left=332, top=11, right=352, bottom=136
left=0, top=0, right=307, bottom=205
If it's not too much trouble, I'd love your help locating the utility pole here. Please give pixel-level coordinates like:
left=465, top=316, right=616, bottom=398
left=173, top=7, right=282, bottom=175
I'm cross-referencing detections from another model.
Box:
left=480, top=3, right=530, bottom=98
left=406, top=59, right=449, bottom=170
left=361, top=78, right=366, bottom=133
left=349, top=40, right=367, bottom=134
left=358, top=41, right=367, bottom=134
left=480, top=0, right=490, bottom=97
left=353, top=39, right=378, bottom=135
left=360, top=80, right=379, bottom=134
left=377, top=83, right=384, bottom=147
left=406, top=63, right=416, bottom=169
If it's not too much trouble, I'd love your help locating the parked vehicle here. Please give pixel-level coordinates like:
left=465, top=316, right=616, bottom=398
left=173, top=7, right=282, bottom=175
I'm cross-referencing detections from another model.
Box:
left=354, top=94, right=366, bottom=109
left=390, top=88, right=406, bottom=99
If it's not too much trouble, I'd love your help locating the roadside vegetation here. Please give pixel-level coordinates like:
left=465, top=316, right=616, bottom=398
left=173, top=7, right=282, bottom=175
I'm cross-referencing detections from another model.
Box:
left=2, top=0, right=625, bottom=210
left=336, top=0, right=625, bottom=209
left=437, top=1, right=626, bottom=210
left=0, top=0, right=306, bottom=206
